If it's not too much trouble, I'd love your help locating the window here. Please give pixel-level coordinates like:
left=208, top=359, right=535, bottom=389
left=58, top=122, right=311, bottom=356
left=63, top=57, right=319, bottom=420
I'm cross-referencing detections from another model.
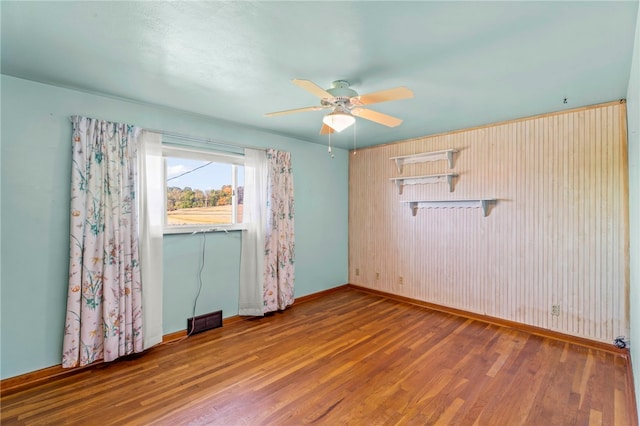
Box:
left=163, top=145, right=244, bottom=234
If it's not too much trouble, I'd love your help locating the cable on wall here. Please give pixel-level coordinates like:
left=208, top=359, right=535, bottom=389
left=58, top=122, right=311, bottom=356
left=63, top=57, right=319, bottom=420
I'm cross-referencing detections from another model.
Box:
left=166, top=231, right=207, bottom=345
left=190, top=231, right=208, bottom=330
left=165, top=227, right=230, bottom=345
left=190, top=227, right=229, bottom=323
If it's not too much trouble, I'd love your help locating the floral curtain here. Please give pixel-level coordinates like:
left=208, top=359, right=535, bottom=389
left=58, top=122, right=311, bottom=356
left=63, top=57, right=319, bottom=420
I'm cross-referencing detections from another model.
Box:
left=263, top=149, right=295, bottom=312
left=63, top=116, right=144, bottom=368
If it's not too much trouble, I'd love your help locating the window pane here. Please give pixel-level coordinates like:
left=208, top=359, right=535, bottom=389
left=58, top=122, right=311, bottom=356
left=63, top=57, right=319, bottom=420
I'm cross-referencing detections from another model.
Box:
left=166, top=157, right=243, bottom=226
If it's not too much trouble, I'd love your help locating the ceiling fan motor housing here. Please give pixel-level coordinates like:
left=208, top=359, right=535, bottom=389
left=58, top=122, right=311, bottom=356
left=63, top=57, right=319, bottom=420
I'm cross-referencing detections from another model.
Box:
left=326, top=80, right=358, bottom=100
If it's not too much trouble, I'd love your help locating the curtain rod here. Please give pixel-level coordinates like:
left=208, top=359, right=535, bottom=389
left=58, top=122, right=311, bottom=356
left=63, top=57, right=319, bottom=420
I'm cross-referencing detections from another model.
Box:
left=68, top=115, right=267, bottom=152
left=150, top=129, right=267, bottom=152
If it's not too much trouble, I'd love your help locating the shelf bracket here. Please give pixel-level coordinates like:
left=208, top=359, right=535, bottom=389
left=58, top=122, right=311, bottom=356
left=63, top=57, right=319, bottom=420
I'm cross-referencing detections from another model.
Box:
left=409, top=201, right=419, bottom=217
left=480, top=199, right=492, bottom=217
left=394, top=158, right=403, bottom=174
left=446, top=174, right=455, bottom=192
left=446, top=150, right=455, bottom=169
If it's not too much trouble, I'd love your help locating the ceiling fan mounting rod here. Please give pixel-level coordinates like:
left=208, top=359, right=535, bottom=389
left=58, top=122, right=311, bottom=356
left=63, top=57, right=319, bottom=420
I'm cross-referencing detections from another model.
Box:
left=326, top=81, right=358, bottom=100
left=332, top=80, right=350, bottom=88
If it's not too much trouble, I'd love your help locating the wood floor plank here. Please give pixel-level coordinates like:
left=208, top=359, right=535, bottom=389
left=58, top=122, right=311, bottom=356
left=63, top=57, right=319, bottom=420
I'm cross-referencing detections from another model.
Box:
left=1, top=288, right=636, bottom=425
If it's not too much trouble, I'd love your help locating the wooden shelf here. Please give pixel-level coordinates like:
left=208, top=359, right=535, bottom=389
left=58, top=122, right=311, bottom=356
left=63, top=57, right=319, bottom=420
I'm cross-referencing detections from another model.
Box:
left=390, top=173, right=457, bottom=194
left=402, top=199, right=497, bottom=217
left=390, top=149, right=458, bottom=173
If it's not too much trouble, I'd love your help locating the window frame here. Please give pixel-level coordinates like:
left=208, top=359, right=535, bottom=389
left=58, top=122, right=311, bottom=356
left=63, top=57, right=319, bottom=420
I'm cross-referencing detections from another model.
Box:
left=162, top=145, right=246, bottom=235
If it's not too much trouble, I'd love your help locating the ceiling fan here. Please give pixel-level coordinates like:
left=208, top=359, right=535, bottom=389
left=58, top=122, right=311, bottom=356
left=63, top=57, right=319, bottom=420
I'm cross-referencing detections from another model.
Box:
left=265, top=79, right=414, bottom=134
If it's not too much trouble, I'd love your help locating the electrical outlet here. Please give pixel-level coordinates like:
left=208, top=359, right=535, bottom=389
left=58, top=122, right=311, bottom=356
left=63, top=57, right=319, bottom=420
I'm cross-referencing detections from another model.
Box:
left=614, top=336, right=630, bottom=349
left=551, top=305, right=560, bottom=316
left=356, top=268, right=360, bottom=276
left=399, top=276, right=404, bottom=285
left=375, top=272, right=380, bottom=280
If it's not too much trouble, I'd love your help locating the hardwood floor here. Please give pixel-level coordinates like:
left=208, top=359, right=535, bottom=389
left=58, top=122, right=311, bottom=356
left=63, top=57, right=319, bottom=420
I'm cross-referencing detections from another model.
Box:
left=1, top=288, right=636, bottom=425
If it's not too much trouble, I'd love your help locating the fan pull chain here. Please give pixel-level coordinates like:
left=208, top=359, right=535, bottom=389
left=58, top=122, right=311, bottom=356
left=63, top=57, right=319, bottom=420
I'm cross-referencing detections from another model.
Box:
left=328, top=131, right=334, bottom=159
left=353, top=120, right=357, bottom=155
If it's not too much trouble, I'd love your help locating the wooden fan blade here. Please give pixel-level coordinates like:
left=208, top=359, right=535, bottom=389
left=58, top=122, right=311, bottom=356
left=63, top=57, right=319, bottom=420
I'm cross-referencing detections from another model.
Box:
left=352, top=108, right=403, bottom=127
left=292, top=79, right=333, bottom=99
left=320, top=123, right=335, bottom=135
left=351, top=87, right=413, bottom=106
left=264, top=106, right=325, bottom=117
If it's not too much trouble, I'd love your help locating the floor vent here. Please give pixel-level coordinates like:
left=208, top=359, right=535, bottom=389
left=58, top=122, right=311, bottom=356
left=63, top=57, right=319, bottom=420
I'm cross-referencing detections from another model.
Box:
left=187, top=310, right=222, bottom=335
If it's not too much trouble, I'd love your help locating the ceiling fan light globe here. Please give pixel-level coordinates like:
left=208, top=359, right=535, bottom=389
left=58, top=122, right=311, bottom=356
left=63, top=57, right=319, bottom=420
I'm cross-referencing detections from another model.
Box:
left=323, top=112, right=355, bottom=132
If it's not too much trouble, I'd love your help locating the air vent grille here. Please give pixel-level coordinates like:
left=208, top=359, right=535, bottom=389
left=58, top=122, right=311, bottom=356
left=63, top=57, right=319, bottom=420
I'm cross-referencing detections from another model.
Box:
left=187, top=310, right=222, bottom=335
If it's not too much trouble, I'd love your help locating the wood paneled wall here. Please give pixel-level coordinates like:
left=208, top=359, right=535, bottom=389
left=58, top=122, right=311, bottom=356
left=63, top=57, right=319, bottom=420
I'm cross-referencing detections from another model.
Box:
left=349, top=102, right=629, bottom=344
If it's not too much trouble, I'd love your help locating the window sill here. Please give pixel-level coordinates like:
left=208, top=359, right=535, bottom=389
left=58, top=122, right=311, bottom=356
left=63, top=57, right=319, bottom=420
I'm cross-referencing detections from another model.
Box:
left=163, top=224, right=247, bottom=235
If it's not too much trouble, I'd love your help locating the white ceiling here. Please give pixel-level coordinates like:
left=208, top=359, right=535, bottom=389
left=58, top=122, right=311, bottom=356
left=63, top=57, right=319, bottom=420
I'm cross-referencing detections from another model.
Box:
left=1, top=1, right=638, bottom=149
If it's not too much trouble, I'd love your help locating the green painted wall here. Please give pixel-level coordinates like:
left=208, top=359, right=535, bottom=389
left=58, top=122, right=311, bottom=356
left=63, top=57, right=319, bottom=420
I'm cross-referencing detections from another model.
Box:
left=0, top=75, right=349, bottom=379
left=627, top=5, right=640, bottom=421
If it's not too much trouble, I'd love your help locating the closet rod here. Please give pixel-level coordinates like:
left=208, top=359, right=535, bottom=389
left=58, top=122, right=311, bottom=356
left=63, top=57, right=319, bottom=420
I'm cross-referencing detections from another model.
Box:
left=68, top=115, right=267, bottom=152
